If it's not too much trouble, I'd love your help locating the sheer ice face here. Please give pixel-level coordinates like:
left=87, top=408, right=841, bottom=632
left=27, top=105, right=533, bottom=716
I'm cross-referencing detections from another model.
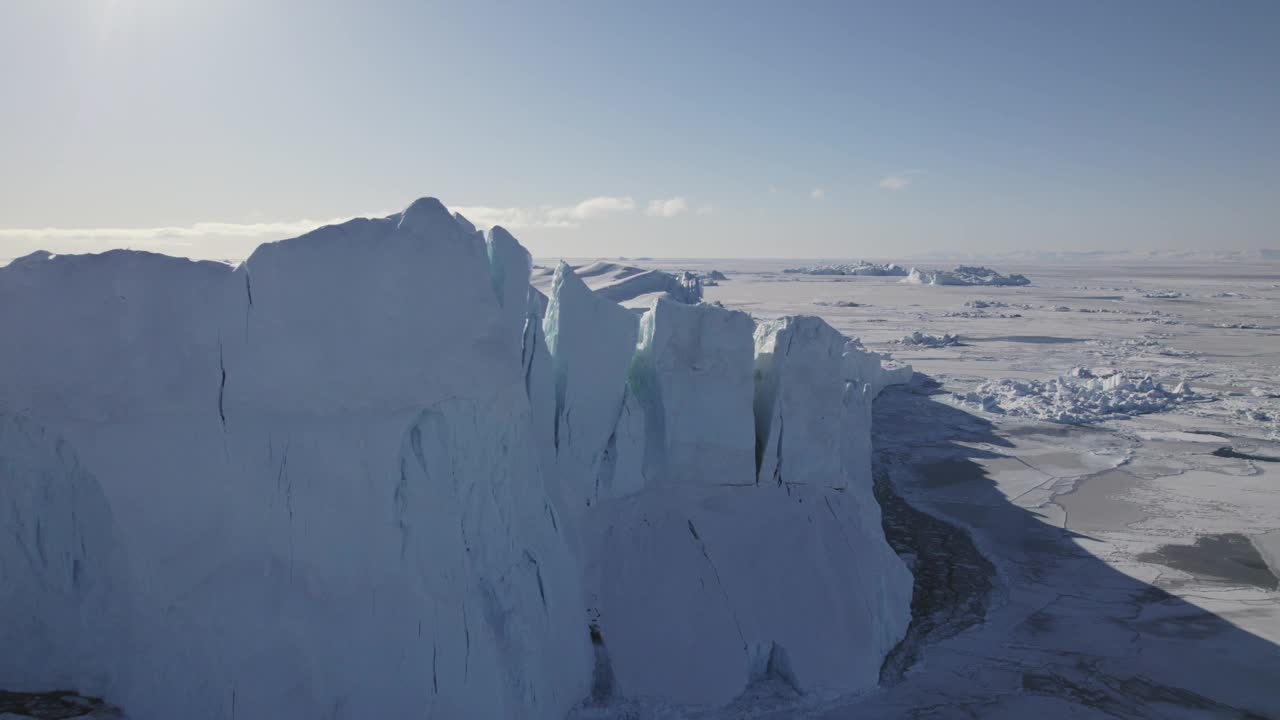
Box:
left=0, top=198, right=913, bottom=718
left=543, top=262, right=644, bottom=518
left=629, top=298, right=757, bottom=486
left=579, top=309, right=912, bottom=706
left=0, top=198, right=591, bottom=720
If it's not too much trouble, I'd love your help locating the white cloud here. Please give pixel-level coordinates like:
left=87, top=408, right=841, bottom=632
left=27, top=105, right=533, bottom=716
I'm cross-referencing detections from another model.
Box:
left=0, top=195, right=640, bottom=263
left=454, top=195, right=636, bottom=229
left=810, top=188, right=825, bottom=200
left=645, top=196, right=689, bottom=218
left=696, top=204, right=715, bottom=215
left=0, top=215, right=377, bottom=262
left=878, top=170, right=924, bottom=191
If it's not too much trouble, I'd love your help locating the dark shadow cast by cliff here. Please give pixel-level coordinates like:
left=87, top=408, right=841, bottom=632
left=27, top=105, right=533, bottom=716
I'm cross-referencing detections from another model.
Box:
left=870, top=373, right=1279, bottom=719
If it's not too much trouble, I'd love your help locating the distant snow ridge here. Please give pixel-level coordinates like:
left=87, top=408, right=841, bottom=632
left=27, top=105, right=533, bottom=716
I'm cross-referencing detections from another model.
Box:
left=903, top=265, right=1031, bottom=287
left=895, top=331, right=961, bottom=348
left=956, top=371, right=1201, bottom=424
left=0, top=198, right=912, bottom=718
left=783, top=261, right=908, bottom=276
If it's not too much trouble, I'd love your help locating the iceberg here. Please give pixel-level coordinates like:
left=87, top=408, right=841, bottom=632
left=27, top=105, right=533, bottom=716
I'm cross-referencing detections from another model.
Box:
left=0, top=197, right=913, bottom=718
left=783, top=261, right=908, bottom=276
left=902, top=265, right=1031, bottom=286
left=895, top=331, right=962, bottom=348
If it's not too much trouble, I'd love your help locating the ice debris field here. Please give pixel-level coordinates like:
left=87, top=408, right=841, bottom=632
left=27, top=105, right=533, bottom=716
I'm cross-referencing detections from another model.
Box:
left=2, top=200, right=1279, bottom=720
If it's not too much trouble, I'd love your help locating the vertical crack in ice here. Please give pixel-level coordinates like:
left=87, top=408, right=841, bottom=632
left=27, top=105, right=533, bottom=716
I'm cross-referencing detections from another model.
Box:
left=217, top=341, right=227, bottom=430
left=773, top=414, right=785, bottom=486
left=594, top=388, right=630, bottom=502
left=34, top=517, right=46, bottom=568
left=431, top=638, right=439, bottom=695
left=395, top=459, right=410, bottom=561
left=544, top=501, right=559, bottom=533
left=521, top=314, right=538, bottom=398
left=463, top=602, right=471, bottom=680
left=277, top=439, right=292, bottom=524
left=687, top=519, right=746, bottom=651
left=524, top=549, right=548, bottom=612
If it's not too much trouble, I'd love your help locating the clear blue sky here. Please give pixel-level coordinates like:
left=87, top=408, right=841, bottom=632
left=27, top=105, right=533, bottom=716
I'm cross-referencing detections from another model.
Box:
left=2, top=0, right=1277, bottom=259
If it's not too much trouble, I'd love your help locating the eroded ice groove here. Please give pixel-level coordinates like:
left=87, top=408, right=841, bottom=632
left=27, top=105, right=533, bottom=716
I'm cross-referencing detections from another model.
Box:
left=0, top=197, right=914, bottom=718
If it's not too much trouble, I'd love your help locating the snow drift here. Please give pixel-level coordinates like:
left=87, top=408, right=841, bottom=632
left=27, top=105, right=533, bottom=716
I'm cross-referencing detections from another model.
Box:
left=0, top=198, right=912, bottom=718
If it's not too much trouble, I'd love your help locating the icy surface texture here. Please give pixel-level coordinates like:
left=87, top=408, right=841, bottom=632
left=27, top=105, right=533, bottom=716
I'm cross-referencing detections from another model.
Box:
left=0, top=199, right=914, bottom=718
left=956, top=372, right=1203, bottom=424
left=0, top=199, right=591, bottom=720
left=628, top=298, right=757, bottom=486
left=544, top=262, right=644, bottom=519
left=0, top=417, right=121, bottom=697
left=903, top=265, right=1031, bottom=286
left=580, top=312, right=912, bottom=706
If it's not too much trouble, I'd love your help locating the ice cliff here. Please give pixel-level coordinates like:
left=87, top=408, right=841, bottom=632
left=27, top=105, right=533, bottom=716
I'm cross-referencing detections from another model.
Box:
left=0, top=198, right=912, bottom=718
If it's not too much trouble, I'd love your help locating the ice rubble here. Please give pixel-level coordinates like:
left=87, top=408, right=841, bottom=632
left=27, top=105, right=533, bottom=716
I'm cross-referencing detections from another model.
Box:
left=0, top=198, right=912, bottom=718
left=895, top=331, right=962, bottom=348
left=955, top=371, right=1202, bottom=424
left=902, top=265, right=1031, bottom=287
left=783, top=261, right=908, bottom=276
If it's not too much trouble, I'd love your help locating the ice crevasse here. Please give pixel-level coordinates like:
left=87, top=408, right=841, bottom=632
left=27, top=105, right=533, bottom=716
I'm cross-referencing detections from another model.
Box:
left=0, top=198, right=913, bottom=718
